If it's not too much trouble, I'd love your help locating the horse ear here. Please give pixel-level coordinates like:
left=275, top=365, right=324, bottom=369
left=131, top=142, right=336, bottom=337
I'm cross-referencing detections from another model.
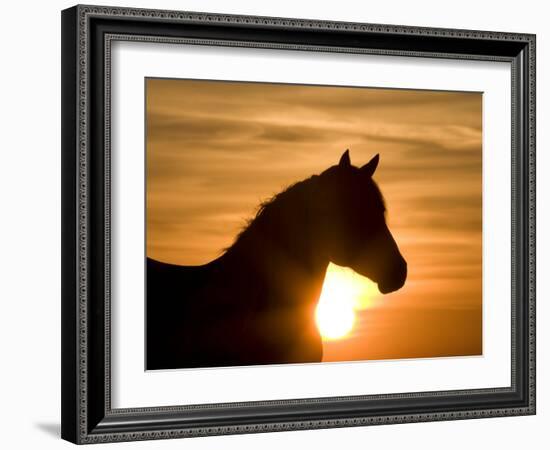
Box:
left=339, top=149, right=351, bottom=167
left=360, top=154, right=379, bottom=177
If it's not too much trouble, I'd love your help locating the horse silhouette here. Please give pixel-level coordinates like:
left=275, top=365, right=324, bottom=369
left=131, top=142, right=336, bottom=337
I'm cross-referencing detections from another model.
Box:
left=146, top=150, right=407, bottom=370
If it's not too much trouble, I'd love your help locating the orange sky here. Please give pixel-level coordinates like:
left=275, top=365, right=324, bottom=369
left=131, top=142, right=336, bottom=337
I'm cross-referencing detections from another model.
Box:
left=146, top=78, right=482, bottom=362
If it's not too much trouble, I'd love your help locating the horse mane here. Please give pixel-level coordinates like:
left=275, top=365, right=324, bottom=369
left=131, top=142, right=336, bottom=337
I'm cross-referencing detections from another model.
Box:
left=227, top=174, right=319, bottom=251
left=224, top=164, right=387, bottom=254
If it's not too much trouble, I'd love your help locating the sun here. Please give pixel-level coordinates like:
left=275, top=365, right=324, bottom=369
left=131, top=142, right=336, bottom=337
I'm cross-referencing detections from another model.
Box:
left=315, top=263, right=379, bottom=340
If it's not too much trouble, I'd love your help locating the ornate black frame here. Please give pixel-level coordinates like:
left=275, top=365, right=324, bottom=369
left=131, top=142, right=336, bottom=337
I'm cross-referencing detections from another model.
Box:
left=61, top=4, right=536, bottom=444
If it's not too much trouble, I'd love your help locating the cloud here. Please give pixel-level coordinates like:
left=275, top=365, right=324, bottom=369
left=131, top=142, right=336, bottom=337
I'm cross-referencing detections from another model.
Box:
left=146, top=78, right=483, bottom=314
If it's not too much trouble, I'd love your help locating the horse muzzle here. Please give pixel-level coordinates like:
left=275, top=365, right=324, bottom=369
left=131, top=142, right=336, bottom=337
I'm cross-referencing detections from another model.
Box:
left=377, top=259, right=407, bottom=294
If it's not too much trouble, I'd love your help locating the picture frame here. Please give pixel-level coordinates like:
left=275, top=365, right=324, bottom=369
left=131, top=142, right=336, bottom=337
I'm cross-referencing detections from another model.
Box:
left=61, top=4, right=536, bottom=444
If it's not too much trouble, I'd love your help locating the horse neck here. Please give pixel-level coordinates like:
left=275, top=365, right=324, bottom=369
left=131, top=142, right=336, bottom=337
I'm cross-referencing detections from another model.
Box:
left=224, top=183, right=329, bottom=283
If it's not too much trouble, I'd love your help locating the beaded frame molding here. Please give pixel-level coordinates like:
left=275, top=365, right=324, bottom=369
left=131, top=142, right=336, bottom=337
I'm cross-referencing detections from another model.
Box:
left=61, top=4, right=536, bottom=444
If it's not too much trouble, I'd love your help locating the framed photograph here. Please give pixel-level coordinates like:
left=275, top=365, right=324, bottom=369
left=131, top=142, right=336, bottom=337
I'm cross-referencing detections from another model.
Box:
left=61, top=4, right=536, bottom=444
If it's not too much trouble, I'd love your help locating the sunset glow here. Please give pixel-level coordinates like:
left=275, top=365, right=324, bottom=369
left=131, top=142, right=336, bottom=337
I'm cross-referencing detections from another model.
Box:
left=316, top=264, right=379, bottom=340
left=146, top=78, right=483, bottom=362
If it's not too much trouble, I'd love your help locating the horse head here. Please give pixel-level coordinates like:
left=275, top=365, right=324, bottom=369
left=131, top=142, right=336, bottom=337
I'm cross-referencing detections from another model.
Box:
left=313, top=150, right=407, bottom=294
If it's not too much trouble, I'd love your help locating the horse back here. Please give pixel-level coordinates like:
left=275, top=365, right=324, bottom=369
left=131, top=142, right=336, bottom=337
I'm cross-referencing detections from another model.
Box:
left=146, top=257, right=212, bottom=368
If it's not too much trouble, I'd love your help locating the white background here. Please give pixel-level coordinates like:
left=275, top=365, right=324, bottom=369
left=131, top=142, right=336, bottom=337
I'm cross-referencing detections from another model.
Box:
left=0, top=0, right=546, bottom=449
left=112, top=42, right=511, bottom=408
